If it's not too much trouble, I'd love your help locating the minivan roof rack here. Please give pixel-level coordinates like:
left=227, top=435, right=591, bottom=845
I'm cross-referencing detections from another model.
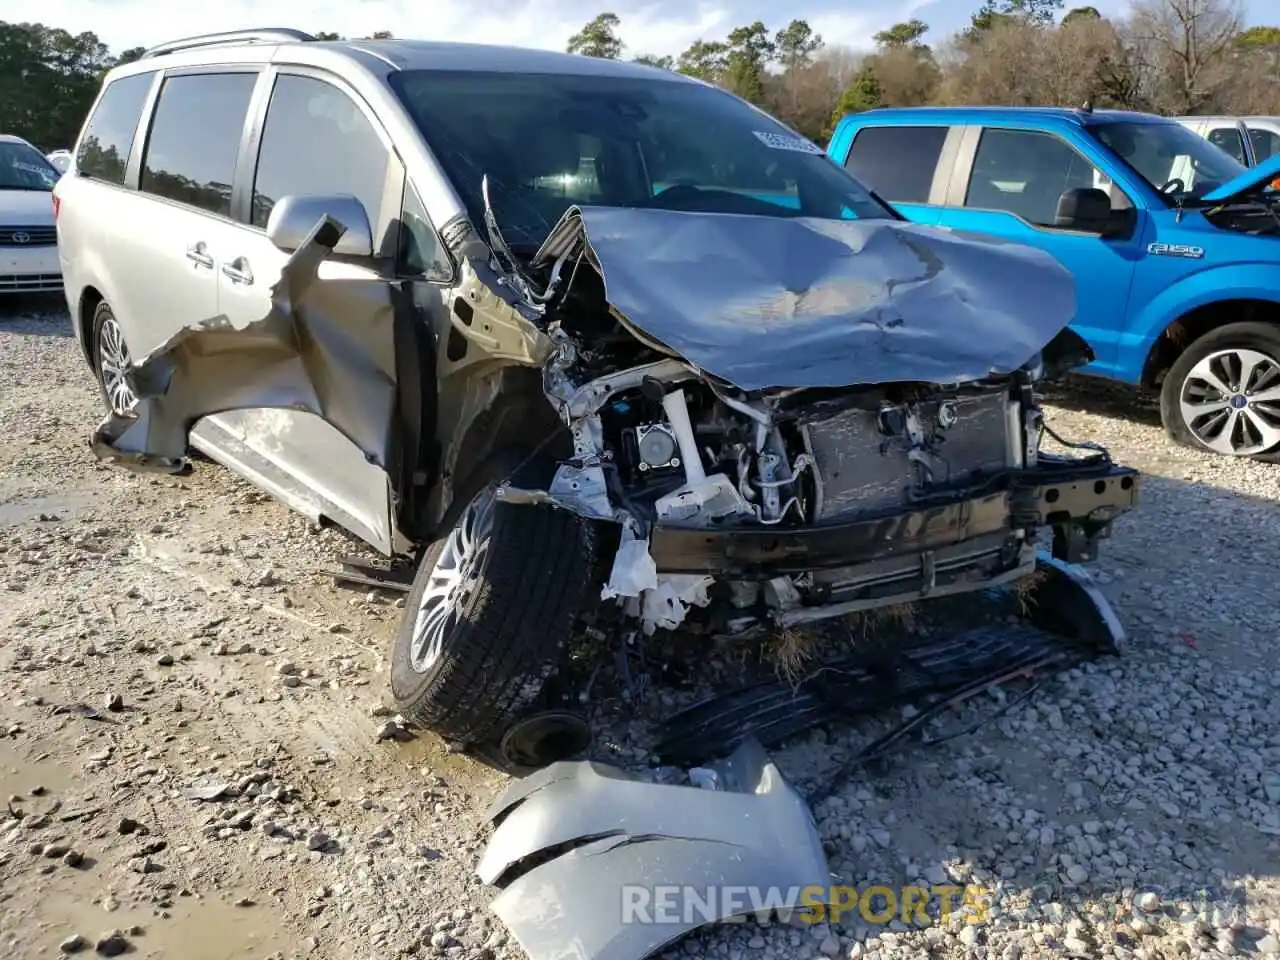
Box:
left=139, top=28, right=316, bottom=60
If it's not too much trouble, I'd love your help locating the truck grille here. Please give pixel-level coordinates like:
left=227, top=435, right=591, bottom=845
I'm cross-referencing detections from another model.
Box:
left=0, top=226, right=57, bottom=247
left=802, top=390, right=1015, bottom=523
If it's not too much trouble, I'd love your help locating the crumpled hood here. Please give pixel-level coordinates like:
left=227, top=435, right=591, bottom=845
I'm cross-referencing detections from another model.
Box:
left=1200, top=152, right=1280, bottom=205
left=534, top=206, right=1079, bottom=392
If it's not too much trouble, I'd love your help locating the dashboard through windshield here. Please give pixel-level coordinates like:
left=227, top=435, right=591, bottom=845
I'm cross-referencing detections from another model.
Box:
left=1087, top=120, right=1246, bottom=202
left=389, top=69, right=896, bottom=249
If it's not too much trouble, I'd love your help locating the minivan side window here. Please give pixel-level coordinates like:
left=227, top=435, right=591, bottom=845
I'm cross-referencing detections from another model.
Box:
left=251, top=75, right=390, bottom=230
left=77, top=72, right=154, bottom=185
left=843, top=126, right=948, bottom=204
left=139, top=72, right=257, bottom=217
left=1248, top=127, right=1280, bottom=163
left=964, top=128, right=1124, bottom=227
left=1207, top=126, right=1247, bottom=165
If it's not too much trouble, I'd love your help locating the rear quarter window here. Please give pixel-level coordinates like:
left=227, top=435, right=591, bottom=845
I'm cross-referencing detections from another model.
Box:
left=843, top=125, right=949, bottom=204
left=76, top=72, right=155, bottom=185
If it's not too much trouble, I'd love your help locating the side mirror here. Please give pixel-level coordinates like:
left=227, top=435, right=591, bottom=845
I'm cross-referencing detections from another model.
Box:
left=1054, top=187, right=1114, bottom=234
left=265, top=194, right=374, bottom=258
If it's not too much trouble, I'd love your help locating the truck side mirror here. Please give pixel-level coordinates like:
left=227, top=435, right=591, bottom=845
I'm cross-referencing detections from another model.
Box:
left=1054, top=187, right=1113, bottom=233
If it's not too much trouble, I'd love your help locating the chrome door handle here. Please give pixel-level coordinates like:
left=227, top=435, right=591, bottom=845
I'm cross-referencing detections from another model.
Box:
left=221, top=259, right=254, bottom=286
left=185, top=243, right=213, bottom=268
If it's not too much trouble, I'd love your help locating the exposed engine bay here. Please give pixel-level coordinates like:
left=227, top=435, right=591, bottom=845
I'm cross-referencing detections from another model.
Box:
left=488, top=203, right=1141, bottom=637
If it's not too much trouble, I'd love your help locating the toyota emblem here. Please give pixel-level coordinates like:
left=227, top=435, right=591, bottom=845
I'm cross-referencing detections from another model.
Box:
left=11, top=231, right=30, bottom=244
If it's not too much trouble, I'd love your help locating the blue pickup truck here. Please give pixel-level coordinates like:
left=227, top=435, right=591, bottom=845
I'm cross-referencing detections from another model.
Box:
left=826, top=106, right=1280, bottom=459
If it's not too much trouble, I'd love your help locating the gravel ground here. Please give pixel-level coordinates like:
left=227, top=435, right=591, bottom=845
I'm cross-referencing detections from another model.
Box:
left=3, top=298, right=1280, bottom=960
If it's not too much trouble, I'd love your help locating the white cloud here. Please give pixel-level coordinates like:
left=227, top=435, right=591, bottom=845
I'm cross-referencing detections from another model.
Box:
left=36, top=0, right=918, bottom=58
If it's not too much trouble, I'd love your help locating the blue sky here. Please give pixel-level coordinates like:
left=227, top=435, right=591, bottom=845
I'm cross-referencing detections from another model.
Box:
left=27, top=0, right=1277, bottom=60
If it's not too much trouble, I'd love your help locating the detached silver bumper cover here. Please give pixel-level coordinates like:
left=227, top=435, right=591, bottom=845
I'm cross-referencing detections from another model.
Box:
left=477, top=738, right=832, bottom=960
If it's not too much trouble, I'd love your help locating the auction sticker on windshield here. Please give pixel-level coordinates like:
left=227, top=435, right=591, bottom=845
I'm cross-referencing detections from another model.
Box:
left=752, top=131, right=824, bottom=154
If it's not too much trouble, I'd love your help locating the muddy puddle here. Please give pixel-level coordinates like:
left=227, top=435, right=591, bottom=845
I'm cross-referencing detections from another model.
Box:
left=0, top=738, right=76, bottom=799
left=25, top=895, right=294, bottom=958
left=0, top=491, right=96, bottom=529
left=1, top=740, right=294, bottom=958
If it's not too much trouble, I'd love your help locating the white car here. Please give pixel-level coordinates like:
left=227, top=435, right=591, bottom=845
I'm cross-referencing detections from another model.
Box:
left=1175, top=115, right=1280, bottom=169
left=0, top=135, right=61, bottom=295
left=46, top=149, right=73, bottom=175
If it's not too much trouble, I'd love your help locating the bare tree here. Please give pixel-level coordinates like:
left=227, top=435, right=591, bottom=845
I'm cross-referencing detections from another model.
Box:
left=936, top=15, right=1143, bottom=109
left=767, top=61, right=844, bottom=143
left=1126, top=0, right=1244, bottom=113
left=872, top=46, right=942, bottom=106
left=812, top=45, right=865, bottom=93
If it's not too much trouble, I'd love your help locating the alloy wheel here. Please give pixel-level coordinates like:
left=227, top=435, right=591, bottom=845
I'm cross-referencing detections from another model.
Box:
left=1179, top=347, right=1280, bottom=456
left=409, top=487, right=497, bottom=673
left=97, top=313, right=138, bottom=417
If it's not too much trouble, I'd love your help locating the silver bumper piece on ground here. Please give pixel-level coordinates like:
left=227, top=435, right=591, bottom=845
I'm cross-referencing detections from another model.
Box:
left=477, top=737, right=833, bottom=960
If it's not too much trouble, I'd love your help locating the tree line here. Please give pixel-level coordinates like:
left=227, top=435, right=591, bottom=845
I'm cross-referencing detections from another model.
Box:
left=567, top=0, right=1280, bottom=144
left=2, top=2, right=1277, bottom=154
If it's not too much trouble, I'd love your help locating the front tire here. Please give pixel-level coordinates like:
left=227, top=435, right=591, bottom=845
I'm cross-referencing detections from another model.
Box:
left=389, top=464, right=599, bottom=755
left=1159, top=322, right=1280, bottom=458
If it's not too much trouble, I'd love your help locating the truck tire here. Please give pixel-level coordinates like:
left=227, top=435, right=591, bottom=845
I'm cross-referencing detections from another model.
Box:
left=1159, top=321, right=1280, bottom=459
left=388, top=455, right=600, bottom=753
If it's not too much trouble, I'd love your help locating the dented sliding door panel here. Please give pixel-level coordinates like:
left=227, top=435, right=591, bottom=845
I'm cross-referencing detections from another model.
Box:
left=91, top=215, right=404, bottom=553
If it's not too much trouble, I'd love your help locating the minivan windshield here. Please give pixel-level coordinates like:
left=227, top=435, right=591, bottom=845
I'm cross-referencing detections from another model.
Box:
left=389, top=69, right=896, bottom=249
left=0, top=141, right=59, bottom=191
left=1087, top=121, right=1246, bottom=203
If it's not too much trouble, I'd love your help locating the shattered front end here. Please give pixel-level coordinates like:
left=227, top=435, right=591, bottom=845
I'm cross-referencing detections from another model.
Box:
left=498, top=206, right=1140, bottom=640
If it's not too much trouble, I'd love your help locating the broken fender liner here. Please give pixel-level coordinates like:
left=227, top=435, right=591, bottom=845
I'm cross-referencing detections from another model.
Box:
left=654, top=552, right=1125, bottom=767
left=532, top=206, right=1080, bottom=391
left=89, top=214, right=397, bottom=474
left=478, top=738, right=832, bottom=960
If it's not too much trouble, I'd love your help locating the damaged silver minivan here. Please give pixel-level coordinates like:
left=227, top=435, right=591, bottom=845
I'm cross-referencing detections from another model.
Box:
left=57, top=29, right=1139, bottom=766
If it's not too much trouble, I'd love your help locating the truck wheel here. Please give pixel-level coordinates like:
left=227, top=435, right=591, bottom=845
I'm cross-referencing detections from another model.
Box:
left=90, top=301, right=138, bottom=417
left=388, top=458, right=599, bottom=756
left=1159, top=322, right=1280, bottom=459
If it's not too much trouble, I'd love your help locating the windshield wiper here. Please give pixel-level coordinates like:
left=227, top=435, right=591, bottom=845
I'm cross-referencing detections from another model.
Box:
left=0, top=185, right=51, bottom=192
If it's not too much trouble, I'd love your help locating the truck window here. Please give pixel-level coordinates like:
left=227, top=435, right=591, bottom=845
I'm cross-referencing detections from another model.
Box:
left=76, top=72, right=155, bottom=185
left=964, top=128, right=1121, bottom=227
left=1089, top=121, right=1244, bottom=202
left=843, top=126, right=947, bottom=204
left=1248, top=126, right=1280, bottom=163
left=1206, top=126, right=1248, bottom=165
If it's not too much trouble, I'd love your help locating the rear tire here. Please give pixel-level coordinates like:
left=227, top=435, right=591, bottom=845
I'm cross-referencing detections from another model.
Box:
left=1159, top=321, right=1280, bottom=459
left=389, top=454, right=600, bottom=755
left=89, top=300, right=137, bottom=417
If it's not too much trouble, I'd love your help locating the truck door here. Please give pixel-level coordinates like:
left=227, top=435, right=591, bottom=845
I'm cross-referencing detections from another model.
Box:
left=935, top=126, right=1142, bottom=378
